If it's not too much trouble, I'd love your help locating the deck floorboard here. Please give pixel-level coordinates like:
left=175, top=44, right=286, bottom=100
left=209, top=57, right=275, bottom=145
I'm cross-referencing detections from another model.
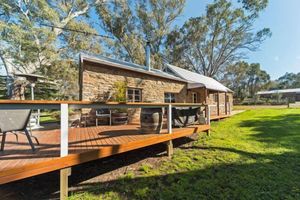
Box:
left=0, top=124, right=209, bottom=185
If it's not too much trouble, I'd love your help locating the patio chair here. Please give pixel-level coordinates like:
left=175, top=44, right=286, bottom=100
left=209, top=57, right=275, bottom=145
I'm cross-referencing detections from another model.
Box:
left=96, top=108, right=112, bottom=126
left=0, top=109, right=38, bottom=152
left=172, top=107, right=200, bottom=127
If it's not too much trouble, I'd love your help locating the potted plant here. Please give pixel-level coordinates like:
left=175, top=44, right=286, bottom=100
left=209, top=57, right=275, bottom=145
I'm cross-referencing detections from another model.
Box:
left=111, top=81, right=128, bottom=125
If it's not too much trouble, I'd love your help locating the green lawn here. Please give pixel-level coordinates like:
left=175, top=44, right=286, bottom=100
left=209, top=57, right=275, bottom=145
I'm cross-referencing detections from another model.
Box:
left=40, top=111, right=59, bottom=124
left=69, top=108, right=300, bottom=200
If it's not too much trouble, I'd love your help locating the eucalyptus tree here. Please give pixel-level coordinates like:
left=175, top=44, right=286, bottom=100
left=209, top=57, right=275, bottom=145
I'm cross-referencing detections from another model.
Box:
left=276, top=72, right=300, bottom=89
left=0, top=0, right=102, bottom=74
left=166, top=0, right=271, bottom=77
left=95, top=0, right=185, bottom=68
left=222, top=61, right=270, bottom=100
left=0, top=0, right=101, bottom=98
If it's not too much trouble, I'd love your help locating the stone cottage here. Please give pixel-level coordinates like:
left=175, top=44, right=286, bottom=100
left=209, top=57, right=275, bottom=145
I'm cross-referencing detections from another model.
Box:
left=79, top=53, right=233, bottom=122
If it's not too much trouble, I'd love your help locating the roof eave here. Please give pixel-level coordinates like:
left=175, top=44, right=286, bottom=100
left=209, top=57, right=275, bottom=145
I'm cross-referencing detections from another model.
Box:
left=81, top=54, right=187, bottom=83
left=167, top=64, right=233, bottom=93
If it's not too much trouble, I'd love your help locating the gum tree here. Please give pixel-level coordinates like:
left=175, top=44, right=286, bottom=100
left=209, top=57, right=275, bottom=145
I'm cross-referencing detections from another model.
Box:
left=166, top=0, right=271, bottom=77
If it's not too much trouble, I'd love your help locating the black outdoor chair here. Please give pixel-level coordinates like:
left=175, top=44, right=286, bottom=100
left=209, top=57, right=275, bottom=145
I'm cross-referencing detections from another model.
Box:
left=0, top=109, right=39, bottom=152
left=172, top=107, right=200, bottom=127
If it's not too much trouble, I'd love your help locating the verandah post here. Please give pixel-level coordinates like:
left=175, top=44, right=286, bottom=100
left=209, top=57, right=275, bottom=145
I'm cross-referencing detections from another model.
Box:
left=60, top=103, right=70, bottom=200
left=225, top=92, right=227, bottom=115
left=167, top=104, right=173, bottom=157
left=206, top=105, right=211, bottom=136
left=217, top=91, right=220, bottom=117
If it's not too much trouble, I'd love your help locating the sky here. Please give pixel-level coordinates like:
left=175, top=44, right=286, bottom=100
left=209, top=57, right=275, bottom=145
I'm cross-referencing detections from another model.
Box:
left=1, top=0, right=299, bottom=80
left=178, top=0, right=300, bottom=80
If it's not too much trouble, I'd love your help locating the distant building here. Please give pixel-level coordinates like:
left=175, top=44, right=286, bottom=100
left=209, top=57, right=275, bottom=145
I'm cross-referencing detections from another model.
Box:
left=257, top=88, right=300, bottom=101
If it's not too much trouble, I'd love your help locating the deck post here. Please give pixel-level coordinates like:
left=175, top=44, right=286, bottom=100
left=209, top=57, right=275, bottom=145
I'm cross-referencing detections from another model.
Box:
left=225, top=93, right=227, bottom=115
left=217, top=91, right=220, bottom=117
left=167, top=104, right=172, bottom=134
left=60, top=103, right=69, bottom=200
left=167, top=104, right=173, bottom=157
left=206, top=105, right=211, bottom=136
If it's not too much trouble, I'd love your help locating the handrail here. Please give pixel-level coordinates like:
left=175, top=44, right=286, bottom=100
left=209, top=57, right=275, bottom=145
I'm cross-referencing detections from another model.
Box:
left=0, top=100, right=206, bottom=106
left=0, top=99, right=211, bottom=198
left=0, top=100, right=207, bottom=109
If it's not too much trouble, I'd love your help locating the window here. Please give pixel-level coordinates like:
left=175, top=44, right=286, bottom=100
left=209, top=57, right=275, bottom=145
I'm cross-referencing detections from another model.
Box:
left=192, top=92, right=198, bottom=103
left=164, top=93, right=175, bottom=103
left=127, top=88, right=142, bottom=102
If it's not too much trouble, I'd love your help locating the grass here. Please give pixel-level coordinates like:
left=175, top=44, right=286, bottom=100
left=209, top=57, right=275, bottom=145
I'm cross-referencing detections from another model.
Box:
left=233, top=104, right=288, bottom=110
left=69, top=108, right=300, bottom=200
left=39, top=111, right=59, bottom=124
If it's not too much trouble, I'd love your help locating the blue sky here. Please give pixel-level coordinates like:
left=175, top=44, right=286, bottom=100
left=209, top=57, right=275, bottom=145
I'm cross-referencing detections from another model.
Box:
left=1, top=0, right=299, bottom=80
left=179, top=0, right=300, bottom=79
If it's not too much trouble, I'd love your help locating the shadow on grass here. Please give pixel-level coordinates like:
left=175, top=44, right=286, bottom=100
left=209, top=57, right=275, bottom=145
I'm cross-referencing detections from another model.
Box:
left=72, top=150, right=300, bottom=200
left=0, top=137, right=194, bottom=200
left=239, top=113, right=300, bottom=152
left=2, top=112, right=300, bottom=199
left=68, top=111, right=300, bottom=199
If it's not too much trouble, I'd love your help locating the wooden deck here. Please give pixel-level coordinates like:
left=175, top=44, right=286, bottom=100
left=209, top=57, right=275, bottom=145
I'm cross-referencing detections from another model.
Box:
left=0, top=124, right=209, bottom=185
left=210, top=114, right=230, bottom=120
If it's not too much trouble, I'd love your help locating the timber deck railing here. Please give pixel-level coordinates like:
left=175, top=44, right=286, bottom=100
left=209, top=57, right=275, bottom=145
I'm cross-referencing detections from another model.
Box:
left=0, top=100, right=211, bottom=199
left=0, top=100, right=210, bottom=152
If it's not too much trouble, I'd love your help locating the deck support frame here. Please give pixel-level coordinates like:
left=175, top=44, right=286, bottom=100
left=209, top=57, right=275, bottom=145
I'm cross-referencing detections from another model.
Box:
left=0, top=100, right=210, bottom=192
left=60, top=103, right=70, bottom=200
left=167, top=104, right=173, bottom=157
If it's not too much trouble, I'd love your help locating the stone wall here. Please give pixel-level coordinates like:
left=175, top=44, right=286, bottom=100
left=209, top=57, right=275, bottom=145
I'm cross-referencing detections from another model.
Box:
left=80, top=61, right=188, bottom=124
left=186, top=88, right=207, bottom=104
left=79, top=61, right=233, bottom=124
left=80, top=61, right=187, bottom=103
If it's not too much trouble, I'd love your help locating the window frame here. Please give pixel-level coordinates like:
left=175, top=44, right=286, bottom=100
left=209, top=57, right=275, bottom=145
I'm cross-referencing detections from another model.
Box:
left=164, top=92, right=176, bottom=103
left=126, top=88, right=142, bottom=102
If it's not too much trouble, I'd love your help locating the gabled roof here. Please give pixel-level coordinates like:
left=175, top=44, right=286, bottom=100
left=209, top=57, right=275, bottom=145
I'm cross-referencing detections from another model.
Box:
left=80, top=53, right=187, bottom=83
left=80, top=53, right=232, bottom=93
left=258, top=88, right=300, bottom=95
left=165, top=64, right=233, bottom=93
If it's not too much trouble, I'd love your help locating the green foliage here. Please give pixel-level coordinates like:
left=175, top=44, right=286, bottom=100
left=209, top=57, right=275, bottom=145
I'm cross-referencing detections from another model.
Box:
left=139, top=164, right=152, bottom=174
left=69, top=191, right=122, bottom=200
left=0, top=0, right=101, bottom=99
left=70, top=108, right=300, bottom=199
left=166, top=0, right=271, bottom=77
left=95, top=0, right=185, bottom=68
left=276, top=72, right=300, bottom=89
left=113, top=81, right=127, bottom=102
left=37, top=59, right=79, bottom=100
left=0, top=76, right=7, bottom=99
left=0, top=0, right=272, bottom=100
left=222, top=61, right=271, bottom=101
left=121, top=171, right=135, bottom=180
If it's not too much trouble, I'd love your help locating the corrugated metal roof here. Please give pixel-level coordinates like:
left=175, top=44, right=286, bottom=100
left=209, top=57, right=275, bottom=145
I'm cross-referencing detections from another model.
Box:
left=165, top=64, right=233, bottom=92
left=258, top=88, right=300, bottom=95
left=80, top=53, right=187, bottom=83
left=80, top=53, right=232, bottom=92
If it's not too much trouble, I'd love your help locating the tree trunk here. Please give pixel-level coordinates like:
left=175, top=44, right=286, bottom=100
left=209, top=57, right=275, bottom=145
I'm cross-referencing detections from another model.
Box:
left=0, top=53, right=15, bottom=98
